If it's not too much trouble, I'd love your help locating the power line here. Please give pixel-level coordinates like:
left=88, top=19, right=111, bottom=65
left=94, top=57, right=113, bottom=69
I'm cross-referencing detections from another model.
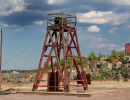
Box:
left=2, top=36, right=43, bottom=66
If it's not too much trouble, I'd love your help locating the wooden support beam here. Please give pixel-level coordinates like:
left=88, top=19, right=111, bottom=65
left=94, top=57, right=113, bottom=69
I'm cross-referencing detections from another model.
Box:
left=0, top=29, right=2, bottom=91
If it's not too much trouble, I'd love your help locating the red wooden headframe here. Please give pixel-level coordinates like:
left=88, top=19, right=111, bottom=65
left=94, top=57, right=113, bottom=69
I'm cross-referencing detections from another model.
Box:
left=32, top=13, right=88, bottom=92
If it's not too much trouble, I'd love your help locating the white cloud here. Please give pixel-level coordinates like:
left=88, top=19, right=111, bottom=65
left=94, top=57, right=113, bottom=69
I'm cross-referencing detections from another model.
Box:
left=14, top=28, right=24, bottom=33
left=0, top=0, right=25, bottom=16
left=77, top=11, right=130, bottom=25
left=8, top=27, right=25, bottom=35
left=33, top=20, right=44, bottom=25
left=47, top=0, right=66, bottom=5
left=109, top=0, right=130, bottom=6
left=128, top=25, right=130, bottom=29
left=79, top=33, right=116, bottom=50
left=118, top=47, right=125, bottom=51
left=79, top=34, right=106, bottom=44
left=0, top=22, right=8, bottom=27
left=87, top=25, right=101, bottom=33
left=109, top=27, right=118, bottom=33
left=97, top=43, right=116, bottom=50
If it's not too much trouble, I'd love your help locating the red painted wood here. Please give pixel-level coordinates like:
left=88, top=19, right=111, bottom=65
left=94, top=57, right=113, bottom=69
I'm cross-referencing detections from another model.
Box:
left=32, top=14, right=88, bottom=92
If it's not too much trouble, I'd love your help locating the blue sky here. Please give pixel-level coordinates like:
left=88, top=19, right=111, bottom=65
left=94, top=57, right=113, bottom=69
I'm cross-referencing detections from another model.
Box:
left=0, top=0, right=130, bottom=70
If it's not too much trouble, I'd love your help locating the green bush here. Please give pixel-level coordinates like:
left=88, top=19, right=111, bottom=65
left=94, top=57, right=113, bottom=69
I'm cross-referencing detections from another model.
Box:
left=91, top=65, right=130, bottom=81
left=91, top=67, right=112, bottom=80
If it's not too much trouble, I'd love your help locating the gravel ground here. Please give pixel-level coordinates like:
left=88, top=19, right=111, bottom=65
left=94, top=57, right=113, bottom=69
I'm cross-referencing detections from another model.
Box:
left=0, top=88, right=130, bottom=100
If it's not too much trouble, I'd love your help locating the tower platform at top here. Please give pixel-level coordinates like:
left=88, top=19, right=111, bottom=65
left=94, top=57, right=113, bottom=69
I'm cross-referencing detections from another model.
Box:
left=47, top=13, right=77, bottom=32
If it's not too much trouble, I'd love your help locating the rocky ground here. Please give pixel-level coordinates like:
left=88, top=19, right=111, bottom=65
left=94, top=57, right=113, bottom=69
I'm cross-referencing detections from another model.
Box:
left=2, top=71, right=35, bottom=83
left=0, top=85, right=130, bottom=100
left=0, top=71, right=130, bottom=100
left=0, top=81, right=130, bottom=100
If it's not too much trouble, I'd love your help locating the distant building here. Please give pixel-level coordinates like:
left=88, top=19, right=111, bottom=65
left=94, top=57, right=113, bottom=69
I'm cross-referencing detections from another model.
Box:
left=125, top=43, right=130, bottom=54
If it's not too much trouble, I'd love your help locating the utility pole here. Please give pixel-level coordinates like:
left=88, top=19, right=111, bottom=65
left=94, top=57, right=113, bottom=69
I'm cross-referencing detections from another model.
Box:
left=0, top=29, right=2, bottom=91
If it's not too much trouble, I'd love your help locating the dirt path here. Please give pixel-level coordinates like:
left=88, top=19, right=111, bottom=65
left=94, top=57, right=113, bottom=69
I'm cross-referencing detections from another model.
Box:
left=0, top=81, right=130, bottom=100
left=0, top=88, right=130, bottom=100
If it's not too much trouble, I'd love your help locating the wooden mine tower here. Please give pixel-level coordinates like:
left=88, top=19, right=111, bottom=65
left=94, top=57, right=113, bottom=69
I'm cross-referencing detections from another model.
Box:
left=32, top=13, right=88, bottom=92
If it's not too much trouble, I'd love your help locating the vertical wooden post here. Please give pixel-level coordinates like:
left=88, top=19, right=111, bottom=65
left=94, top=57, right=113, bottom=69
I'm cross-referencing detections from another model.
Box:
left=0, top=29, right=2, bottom=91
